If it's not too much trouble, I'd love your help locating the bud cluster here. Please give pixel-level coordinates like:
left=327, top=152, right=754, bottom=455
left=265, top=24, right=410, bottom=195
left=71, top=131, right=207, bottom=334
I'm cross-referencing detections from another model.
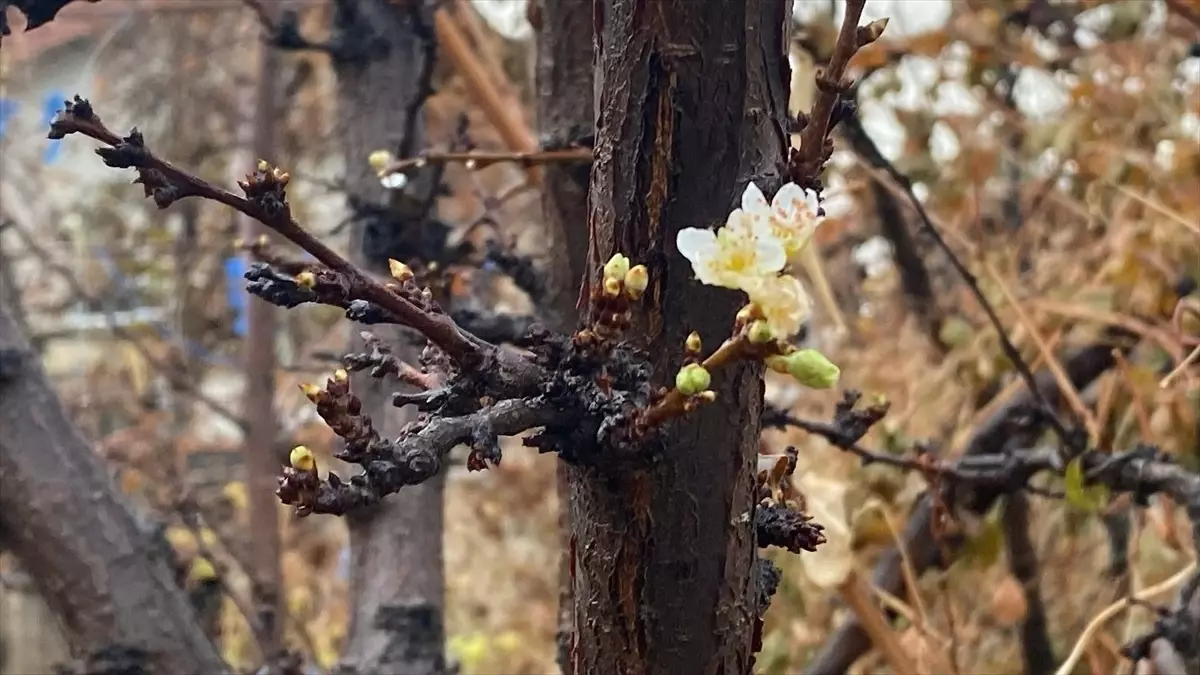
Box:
left=581, top=253, right=651, bottom=343
left=237, top=159, right=292, bottom=219
left=299, top=368, right=379, bottom=462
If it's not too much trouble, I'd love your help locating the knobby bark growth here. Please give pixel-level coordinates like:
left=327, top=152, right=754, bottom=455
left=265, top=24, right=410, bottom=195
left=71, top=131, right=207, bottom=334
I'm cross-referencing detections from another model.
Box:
left=565, top=1, right=792, bottom=673
left=0, top=297, right=227, bottom=674
left=331, top=1, right=445, bottom=672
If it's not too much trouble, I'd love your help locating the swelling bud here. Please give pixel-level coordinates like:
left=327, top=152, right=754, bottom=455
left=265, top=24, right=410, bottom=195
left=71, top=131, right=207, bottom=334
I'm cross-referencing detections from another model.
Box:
left=675, top=363, right=712, bottom=396
left=768, top=349, right=840, bottom=389
left=290, top=445, right=316, bottom=472
left=603, top=253, right=631, bottom=282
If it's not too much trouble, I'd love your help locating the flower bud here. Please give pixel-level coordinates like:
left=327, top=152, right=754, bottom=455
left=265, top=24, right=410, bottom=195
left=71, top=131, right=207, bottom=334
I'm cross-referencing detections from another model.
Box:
left=187, top=557, right=217, bottom=585
left=295, top=271, right=317, bottom=289
left=685, top=332, right=702, bottom=354
left=388, top=258, right=414, bottom=282
left=857, top=17, right=889, bottom=47
left=603, top=276, right=622, bottom=297
left=675, top=363, right=712, bottom=396
left=782, top=349, right=840, bottom=389
left=368, top=149, right=394, bottom=173
left=290, top=445, right=316, bottom=472
left=257, top=159, right=270, bottom=172
left=334, top=368, right=349, bottom=383
left=624, top=265, right=649, bottom=298
left=299, top=383, right=322, bottom=402
left=603, top=253, right=631, bottom=282
left=747, top=320, right=773, bottom=344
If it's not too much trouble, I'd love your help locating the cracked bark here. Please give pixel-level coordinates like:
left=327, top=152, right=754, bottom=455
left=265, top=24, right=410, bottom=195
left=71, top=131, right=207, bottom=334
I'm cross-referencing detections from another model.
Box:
left=333, top=1, right=444, bottom=672
left=568, top=1, right=793, bottom=673
left=0, top=296, right=226, bottom=673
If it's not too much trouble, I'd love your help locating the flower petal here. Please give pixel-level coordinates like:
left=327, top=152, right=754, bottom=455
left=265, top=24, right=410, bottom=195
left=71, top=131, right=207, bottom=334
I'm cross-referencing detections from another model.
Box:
left=741, top=181, right=769, bottom=215
left=753, top=237, right=787, bottom=275
left=676, top=228, right=716, bottom=264
left=771, top=182, right=808, bottom=222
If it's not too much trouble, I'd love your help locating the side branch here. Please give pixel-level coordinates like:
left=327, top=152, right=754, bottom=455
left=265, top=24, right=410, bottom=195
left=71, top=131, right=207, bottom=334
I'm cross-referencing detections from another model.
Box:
left=277, top=398, right=563, bottom=515
left=46, top=97, right=543, bottom=389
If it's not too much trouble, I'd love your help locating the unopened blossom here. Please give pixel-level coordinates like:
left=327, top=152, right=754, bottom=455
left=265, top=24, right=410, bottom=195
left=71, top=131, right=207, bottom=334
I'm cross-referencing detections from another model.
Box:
left=743, top=273, right=812, bottom=340
left=676, top=210, right=785, bottom=291
left=741, top=181, right=823, bottom=259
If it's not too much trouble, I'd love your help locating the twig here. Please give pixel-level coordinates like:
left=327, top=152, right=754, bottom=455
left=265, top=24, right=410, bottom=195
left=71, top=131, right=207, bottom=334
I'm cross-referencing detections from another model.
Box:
left=837, top=570, right=918, bottom=675
left=838, top=107, right=1079, bottom=454
left=381, top=147, right=592, bottom=176
left=804, top=337, right=1130, bottom=675
left=1055, top=561, right=1198, bottom=675
left=432, top=6, right=540, bottom=181
left=789, top=0, right=870, bottom=188
left=277, top=397, right=565, bottom=515
left=984, top=262, right=1100, bottom=442
left=47, top=98, right=545, bottom=392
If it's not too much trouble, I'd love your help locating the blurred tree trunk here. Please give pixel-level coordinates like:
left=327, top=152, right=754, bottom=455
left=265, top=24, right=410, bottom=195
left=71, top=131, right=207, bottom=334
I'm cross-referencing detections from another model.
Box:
left=567, top=0, right=791, bottom=673
left=236, top=3, right=284, bottom=658
left=534, top=0, right=593, bottom=669
left=0, top=296, right=226, bottom=673
left=332, top=1, right=445, bottom=673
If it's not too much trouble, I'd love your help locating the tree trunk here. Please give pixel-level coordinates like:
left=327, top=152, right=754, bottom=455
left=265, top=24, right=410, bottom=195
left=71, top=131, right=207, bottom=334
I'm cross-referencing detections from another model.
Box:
left=237, top=3, right=284, bottom=657
left=332, top=1, right=445, bottom=672
left=569, top=1, right=792, bottom=673
left=0, top=297, right=226, bottom=673
left=534, top=0, right=593, bottom=669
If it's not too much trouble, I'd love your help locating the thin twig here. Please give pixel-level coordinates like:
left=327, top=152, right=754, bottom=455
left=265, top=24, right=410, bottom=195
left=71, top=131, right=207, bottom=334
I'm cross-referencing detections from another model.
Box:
left=1054, top=561, right=1198, bottom=675
left=48, top=99, right=545, bottom=392
left=381, top=147, right=592, bottom=176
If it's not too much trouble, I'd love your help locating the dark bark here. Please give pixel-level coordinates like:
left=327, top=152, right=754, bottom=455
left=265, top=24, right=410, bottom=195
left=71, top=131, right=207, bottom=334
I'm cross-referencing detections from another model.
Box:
left=0, top=297, right=226, bottom=673
left=535, top=0, right=593, bottom=668
left=332, top=1, right=445, bottom=673
left=568, top=1, right=792, bottom=673
left=239, top=4, right=285, bottom=656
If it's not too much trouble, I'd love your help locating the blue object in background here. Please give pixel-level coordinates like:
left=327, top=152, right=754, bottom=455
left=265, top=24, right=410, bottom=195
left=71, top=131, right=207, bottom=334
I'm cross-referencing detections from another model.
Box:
left=0, top=98, right=18, bottom=139
left=224, top=256, right=249, bottom=337
left=42, top=90, right=65, bottom=163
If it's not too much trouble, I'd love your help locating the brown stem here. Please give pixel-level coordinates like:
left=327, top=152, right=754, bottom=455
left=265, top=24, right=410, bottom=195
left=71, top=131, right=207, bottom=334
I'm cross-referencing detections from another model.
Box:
left=382, top=147, right=591, bottom=175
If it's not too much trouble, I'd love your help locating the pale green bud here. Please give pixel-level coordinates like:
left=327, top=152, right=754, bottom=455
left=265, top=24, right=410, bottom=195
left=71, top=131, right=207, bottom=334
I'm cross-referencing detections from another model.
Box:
left=603, top=253, right=631, bottom=282
left=675, top=363, right=712, bottom=396
left=783, top=349, right=840, bottom=389
left=747, top=320, right=773, bottom=344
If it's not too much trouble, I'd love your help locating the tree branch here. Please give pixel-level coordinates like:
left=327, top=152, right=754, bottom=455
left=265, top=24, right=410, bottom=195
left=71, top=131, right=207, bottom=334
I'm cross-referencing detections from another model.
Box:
left=46, top=97, right=545, bottom=393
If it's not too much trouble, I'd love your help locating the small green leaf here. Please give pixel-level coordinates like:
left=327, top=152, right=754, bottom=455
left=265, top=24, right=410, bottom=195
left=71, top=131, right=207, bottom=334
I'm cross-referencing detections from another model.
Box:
left=1064, top=457, right=1110, bottom=513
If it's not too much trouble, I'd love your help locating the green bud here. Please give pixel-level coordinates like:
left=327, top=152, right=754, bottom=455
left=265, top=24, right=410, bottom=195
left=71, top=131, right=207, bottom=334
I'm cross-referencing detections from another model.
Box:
left=747, top=320, right=773, bottom=344
left=675, top=363, right=712, bottom=396
left=784, top=349, right=840, bottom=389
left=603, top=253, right=631, bottom=282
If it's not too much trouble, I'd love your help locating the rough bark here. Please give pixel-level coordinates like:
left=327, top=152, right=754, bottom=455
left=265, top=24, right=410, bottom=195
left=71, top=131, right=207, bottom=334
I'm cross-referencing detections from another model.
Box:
left=237, top=4, right=284, bottom=655
left=567, top=1, right=792, bottom=673
left=534, top=0, right=593, bottom=667
left=333, top=1, right=445, bottom=672
left=0, top=297, right=226, bottom=673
